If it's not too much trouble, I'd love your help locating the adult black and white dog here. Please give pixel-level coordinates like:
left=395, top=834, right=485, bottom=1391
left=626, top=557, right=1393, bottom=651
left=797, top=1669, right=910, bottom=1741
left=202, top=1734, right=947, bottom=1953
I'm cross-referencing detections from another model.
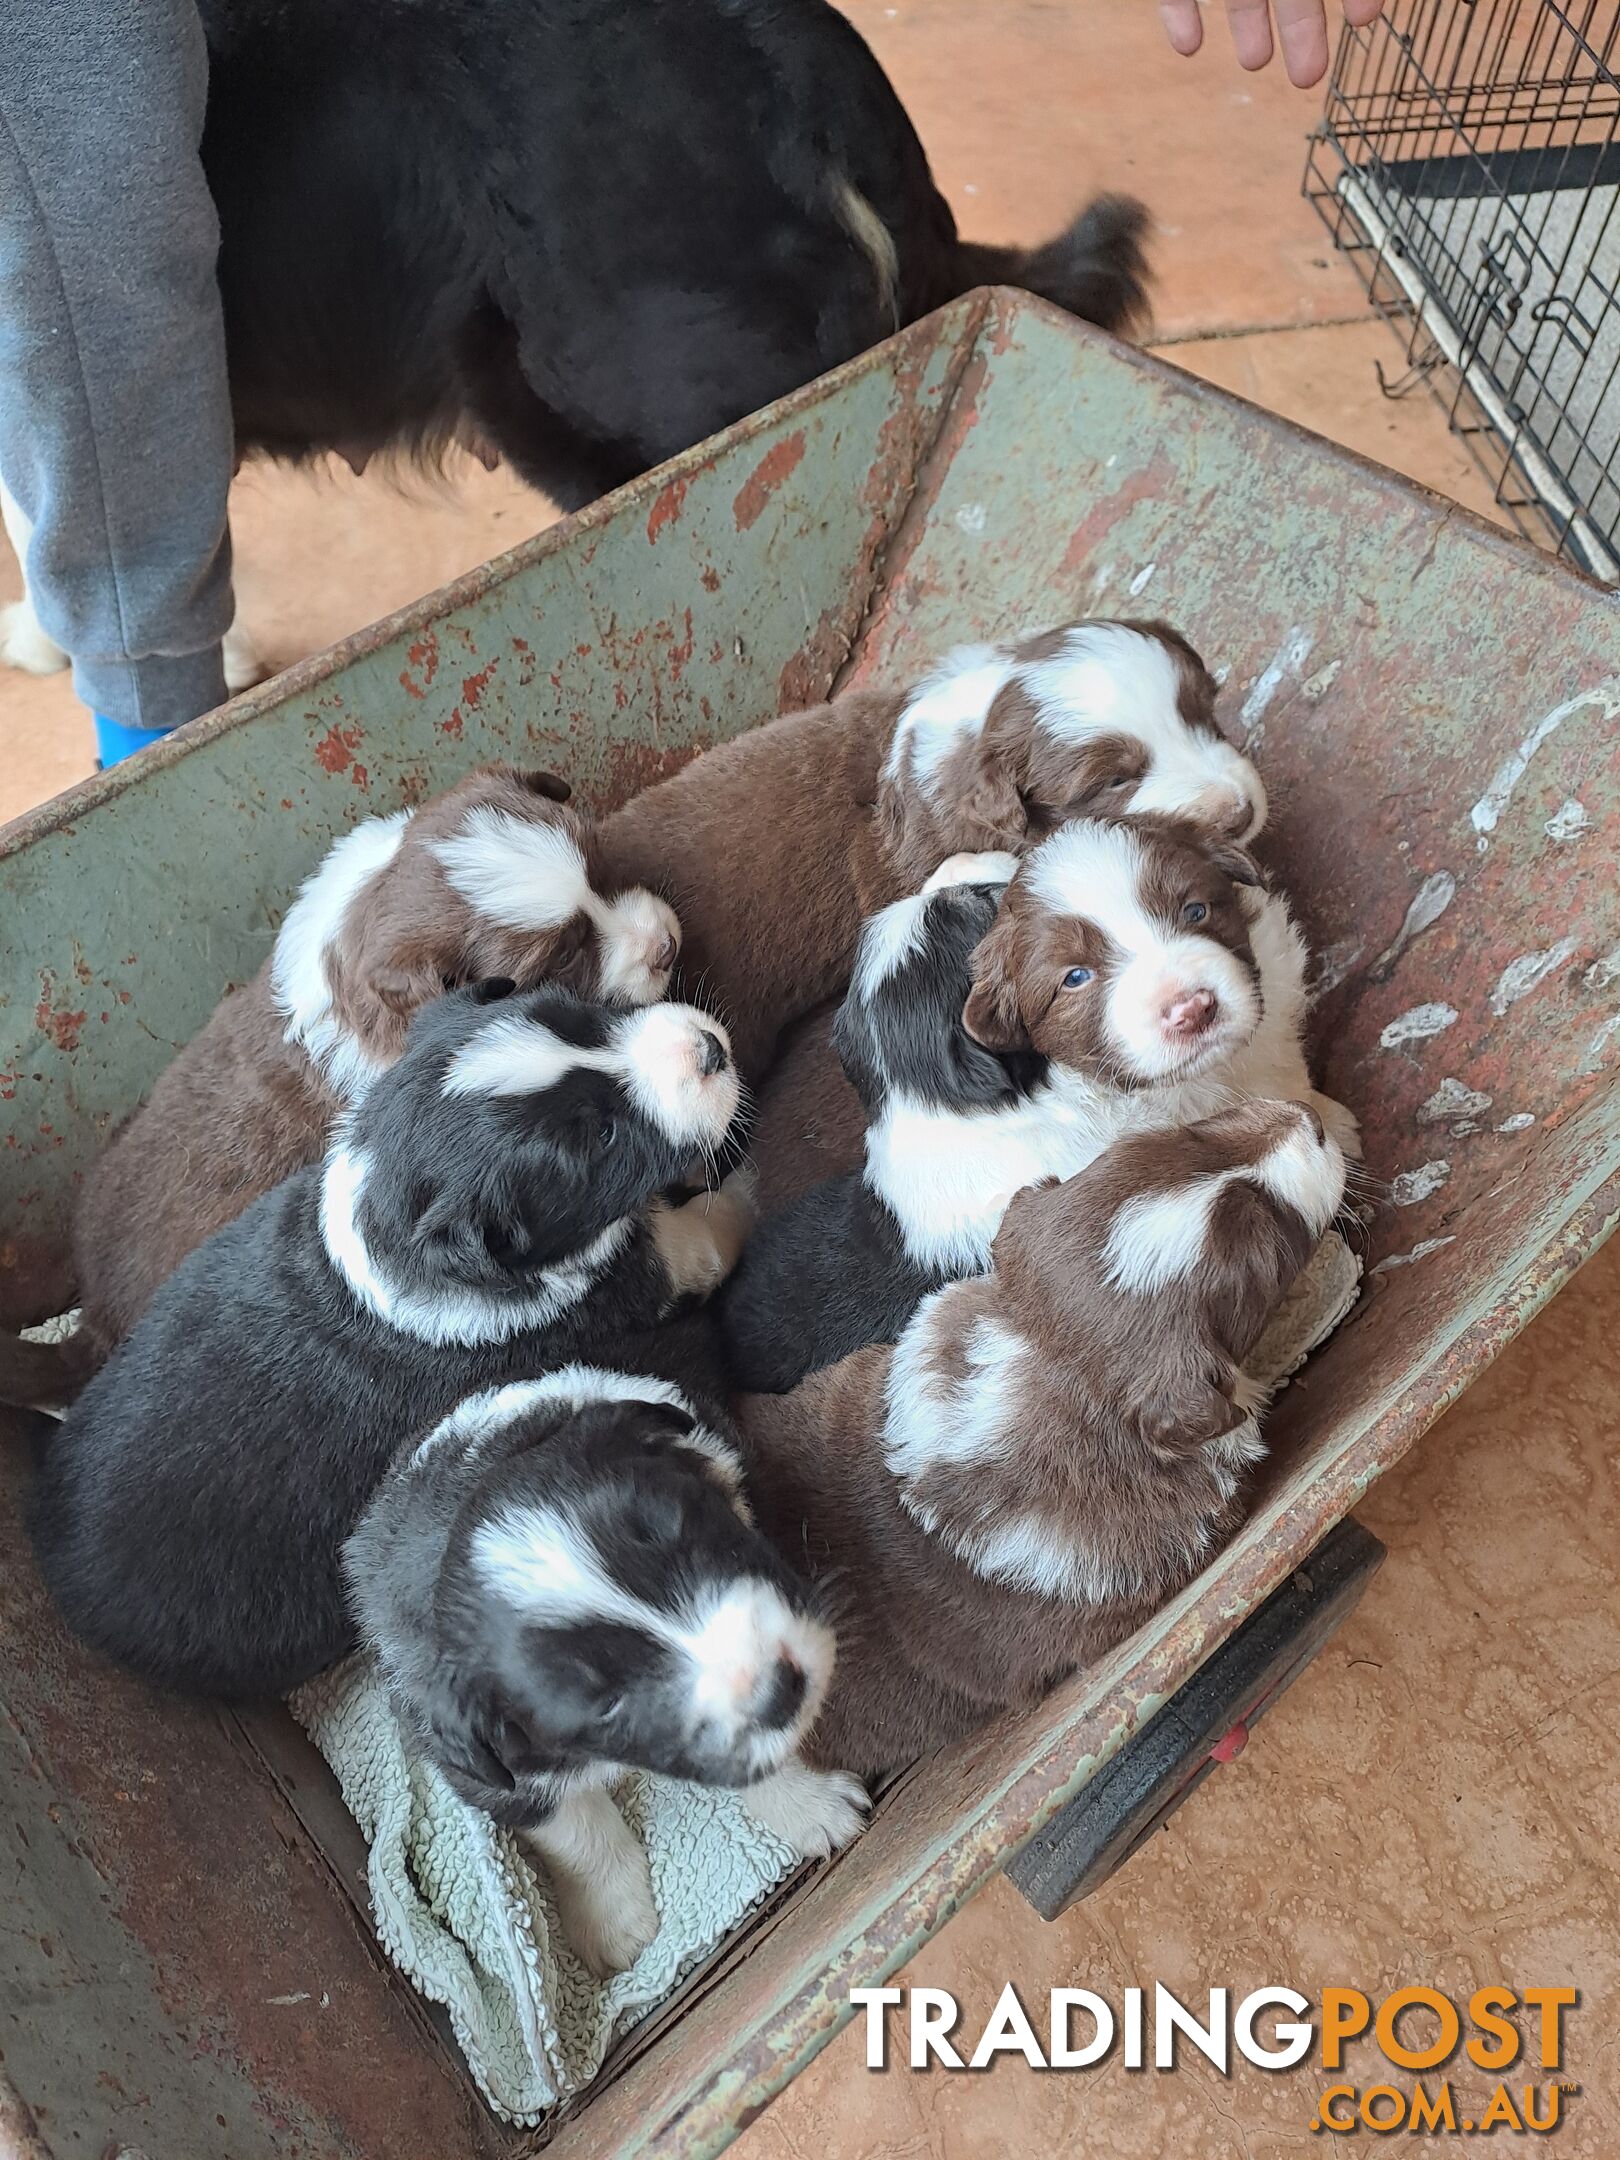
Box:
left=28, top=982, right=755, bottom=1700
left=347, top=1366, right=865, bottom=1975
left=194, top=0, right=1147, bottom=502
left=718, top=852, right=1027, bottom=1392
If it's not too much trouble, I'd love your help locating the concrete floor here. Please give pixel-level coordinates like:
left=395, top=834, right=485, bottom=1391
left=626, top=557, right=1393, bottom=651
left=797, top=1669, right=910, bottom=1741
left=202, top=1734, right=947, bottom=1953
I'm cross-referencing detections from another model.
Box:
left=1, top=5, right=1614, bottom=2153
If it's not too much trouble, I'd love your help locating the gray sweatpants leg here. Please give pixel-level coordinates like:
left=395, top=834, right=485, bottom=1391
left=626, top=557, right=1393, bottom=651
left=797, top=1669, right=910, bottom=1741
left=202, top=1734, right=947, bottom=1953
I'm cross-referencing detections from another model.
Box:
left=0, top=0, right=232, bottom=733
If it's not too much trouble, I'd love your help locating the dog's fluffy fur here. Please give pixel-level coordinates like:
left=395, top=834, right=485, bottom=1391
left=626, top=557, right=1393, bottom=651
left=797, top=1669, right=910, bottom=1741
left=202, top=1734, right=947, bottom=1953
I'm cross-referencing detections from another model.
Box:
left=195, top=0, right=1147, bottom=503
left=2, top=764, right=679, bottom=1407
left=27, top=983, right=753, bottom=1699
left=738, top=1101, right=1347, bottom=1779
left=596, top=618, right=1263, bottom=1080
left=347, top=1367, right=864, bottom=1974
left=717, top=854, right=1025, bottom=1391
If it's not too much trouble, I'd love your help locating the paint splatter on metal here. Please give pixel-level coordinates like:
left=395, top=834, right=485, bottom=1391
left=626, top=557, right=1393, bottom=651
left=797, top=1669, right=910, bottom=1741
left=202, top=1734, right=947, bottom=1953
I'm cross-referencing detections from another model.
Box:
left=1580, top=1013, right=1620, bottom=1074
left=1380, top=1002, right=1459, bottom=1049
left=1545, top=798, right=1592, bottom=841
left=1240, top=625, right=1313, bottom=745
left=1372, top=1234, right=1457, bottom=1273
left=1488, top=938, right=1580, bottom=1016
left=1496, top=1112, right=1537, bottom=1133
left=1370, top=870, right=1456, bottom=982
left=1469, top=684, right=1620, bottom=846
left=1128, top=561, right=1156, bottom=596
left=1418, top=1078, right=1492, bottom=1124
left=1390, top=1160, right=1452, bottom=1205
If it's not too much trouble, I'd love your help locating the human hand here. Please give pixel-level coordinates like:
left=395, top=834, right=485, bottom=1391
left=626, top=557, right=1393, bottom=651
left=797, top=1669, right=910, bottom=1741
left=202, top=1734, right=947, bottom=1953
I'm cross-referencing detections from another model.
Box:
left=1159, top=1, right=1387, bottom=89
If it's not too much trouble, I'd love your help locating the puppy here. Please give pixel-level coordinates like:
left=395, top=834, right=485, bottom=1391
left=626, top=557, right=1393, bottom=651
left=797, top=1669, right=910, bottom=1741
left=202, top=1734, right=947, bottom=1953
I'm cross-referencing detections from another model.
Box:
left=738, top=1101, right=1347, bottom=1779
left=596, top=618, right=1265, bottom=1078
left=961, top=812, right=1359, bottom=1156
left=717, top=853, right=1024, bottom=1392
left=347, top=1366, right=865, bottom=1977
left=4, top=763, right=680, bottom=1404
left=27, top=982, right=752, bottom=1700
left=727, top=815, right=1351, bottom=1391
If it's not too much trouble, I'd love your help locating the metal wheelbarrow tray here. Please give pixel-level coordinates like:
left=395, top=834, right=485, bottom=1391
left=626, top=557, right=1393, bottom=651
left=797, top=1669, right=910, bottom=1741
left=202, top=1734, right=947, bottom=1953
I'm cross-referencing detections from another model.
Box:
left=2, top=289, right=1617, bottom=2160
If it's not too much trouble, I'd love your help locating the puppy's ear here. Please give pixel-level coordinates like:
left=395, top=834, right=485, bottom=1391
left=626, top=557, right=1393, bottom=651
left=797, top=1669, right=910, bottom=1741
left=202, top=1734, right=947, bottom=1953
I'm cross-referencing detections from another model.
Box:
left=1208, top=841, right=1264, bottom=890
left=962, top=910, right=1028, bottom=1052
left=413, top=1167, right=573, bottom=1282
left=1130, top=1359, right=1248, bottom=1456
left=367, top=957, right=446, bottom=1022
left=470, top=975, right=517, bottom=1004
left=424, top=1668, right=530, bottom=1793
left=515, top=767, right=572, bottom=804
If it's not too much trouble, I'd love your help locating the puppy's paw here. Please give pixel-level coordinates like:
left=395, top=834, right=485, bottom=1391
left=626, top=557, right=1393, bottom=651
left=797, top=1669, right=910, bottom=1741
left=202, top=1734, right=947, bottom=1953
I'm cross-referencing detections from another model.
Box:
left=522, top=1811, right=660, bottom=1980
left=560, top=1853, right=659, bottom=1980
left=652, top=1168, right=758, bottom=1301
left=0, top=598, right=67, bottom=675
left=922, top=849, right=1020, bottom=896
left=742, top=1761, right=869, bottom=1860
left=1311, top=1090, right=1362, bottom=1161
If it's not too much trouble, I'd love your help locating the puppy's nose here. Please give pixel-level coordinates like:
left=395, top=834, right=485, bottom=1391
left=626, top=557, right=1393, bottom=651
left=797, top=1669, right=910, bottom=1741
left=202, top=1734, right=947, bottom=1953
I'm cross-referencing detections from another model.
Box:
left=651, top=930, right=678, bottom=975
left=1161, top=987, right=1218, bottom=1039
left=697, top=1027, right=729, bottom=1077
left=756, top=1656, right=807, bottom=1730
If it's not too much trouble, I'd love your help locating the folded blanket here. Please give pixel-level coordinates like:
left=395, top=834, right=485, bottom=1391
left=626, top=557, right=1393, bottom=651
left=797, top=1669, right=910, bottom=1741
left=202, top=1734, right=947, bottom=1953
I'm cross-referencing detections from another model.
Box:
left=290, top=1659, right=800, bottom=2125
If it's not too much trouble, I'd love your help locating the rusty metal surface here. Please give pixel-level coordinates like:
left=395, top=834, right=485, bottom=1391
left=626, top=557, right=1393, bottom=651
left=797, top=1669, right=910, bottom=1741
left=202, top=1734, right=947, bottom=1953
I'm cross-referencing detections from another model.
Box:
left=2, top=289, right=1617, bottom=2157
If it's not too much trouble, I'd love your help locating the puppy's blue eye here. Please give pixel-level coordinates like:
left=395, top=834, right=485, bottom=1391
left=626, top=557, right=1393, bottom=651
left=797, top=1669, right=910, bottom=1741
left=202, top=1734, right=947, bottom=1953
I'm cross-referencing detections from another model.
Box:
left=1062, top=966, right=1093, bottom=989
left=1183, top=901, right=1209, bottom=926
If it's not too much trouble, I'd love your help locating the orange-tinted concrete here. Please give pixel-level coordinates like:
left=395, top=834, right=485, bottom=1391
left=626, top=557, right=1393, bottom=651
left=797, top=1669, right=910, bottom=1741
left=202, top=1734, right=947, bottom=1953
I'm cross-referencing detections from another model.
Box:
left=1, top=6, right=1612, bottom=2154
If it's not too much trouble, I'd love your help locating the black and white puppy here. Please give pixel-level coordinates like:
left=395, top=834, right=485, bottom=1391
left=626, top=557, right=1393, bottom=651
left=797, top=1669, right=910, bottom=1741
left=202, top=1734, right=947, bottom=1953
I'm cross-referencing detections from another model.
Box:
left=28, top=984, right=753, bottom=1701
left=717, top=853, right=1025, bottom=1392
left=347, top=1365, right=865, bottom=1977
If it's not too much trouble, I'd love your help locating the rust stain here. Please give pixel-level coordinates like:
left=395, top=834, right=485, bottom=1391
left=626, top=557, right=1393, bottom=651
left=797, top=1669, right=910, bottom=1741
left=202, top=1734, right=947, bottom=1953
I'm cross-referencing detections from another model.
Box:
left=398, top=633, right=439, bottom=699
left=312, top=723, right=363, bottom=775
left=646, top=474, right=691, bottom=543
left=350, top=762, right=370, bottom=791
left=668, top=608, right=696, bottom=682
left=438, top=708, right=464, bottom=739
left=733, top=431, right=806, bottom=532
left=34, top=973, right=87, bottom=1055
left=701, top=565, right=721, bottom=593
left=1058, top=449, right=1175, bottom=581
left=460, top=659, right=498, bottom=711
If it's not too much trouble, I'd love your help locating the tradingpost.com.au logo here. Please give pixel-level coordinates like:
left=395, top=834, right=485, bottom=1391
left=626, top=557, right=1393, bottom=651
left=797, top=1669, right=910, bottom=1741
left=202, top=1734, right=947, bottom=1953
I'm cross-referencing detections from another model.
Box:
left=850, top=1983, right=1581, bottom=2137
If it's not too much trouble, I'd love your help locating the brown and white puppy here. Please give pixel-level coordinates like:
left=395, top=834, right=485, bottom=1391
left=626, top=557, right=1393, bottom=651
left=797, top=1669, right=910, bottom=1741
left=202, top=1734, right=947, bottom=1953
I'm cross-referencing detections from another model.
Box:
left=737, top=1100, right=1347, bottom=1779
left=10, top=765, right=681, bottom=1398
left=959, top=812, right=1358, bottom=1155
left=595, top=618, right=1265, bottom=1082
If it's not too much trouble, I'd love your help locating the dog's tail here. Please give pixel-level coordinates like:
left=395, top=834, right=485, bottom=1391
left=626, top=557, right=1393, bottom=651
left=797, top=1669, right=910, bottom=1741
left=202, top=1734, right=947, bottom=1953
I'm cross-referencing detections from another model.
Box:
left=953, top=193, right=1152, bottom=338
left=0, top=1329, right=98, bottom=1414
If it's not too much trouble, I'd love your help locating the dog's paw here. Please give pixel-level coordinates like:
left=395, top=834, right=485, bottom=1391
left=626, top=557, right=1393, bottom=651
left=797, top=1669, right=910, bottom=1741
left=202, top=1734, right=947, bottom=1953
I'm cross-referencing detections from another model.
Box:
left=922, top=850, right=1020, bottom=896
left=0, top=598, right=67, bottom=675
left=524, top=1818, right=660, bottom=1980
left=560, top=1855, right=659, bottom=1980
left=742, top=1761, right=869, bottom=1860
left=1312, top=1090, right=1362, bottom=1162
left=716, top=1162, right=760, bottom=1236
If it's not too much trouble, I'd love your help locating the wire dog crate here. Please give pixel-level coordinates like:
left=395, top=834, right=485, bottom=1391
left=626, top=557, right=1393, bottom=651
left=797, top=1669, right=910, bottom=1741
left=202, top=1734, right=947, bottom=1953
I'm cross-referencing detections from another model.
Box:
left=1306, top=0, right=1620, bottom=578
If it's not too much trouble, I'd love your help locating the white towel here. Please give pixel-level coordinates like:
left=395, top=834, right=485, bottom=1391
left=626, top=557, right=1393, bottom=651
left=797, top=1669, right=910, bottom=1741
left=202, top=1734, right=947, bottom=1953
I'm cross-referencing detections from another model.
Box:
left=289, top=1659, right=800, bottom=2125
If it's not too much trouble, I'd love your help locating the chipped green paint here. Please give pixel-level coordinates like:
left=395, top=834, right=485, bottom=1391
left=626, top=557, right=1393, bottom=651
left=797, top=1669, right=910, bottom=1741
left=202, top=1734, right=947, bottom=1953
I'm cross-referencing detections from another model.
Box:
left=2, top=291, right=1616, bottom=2159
